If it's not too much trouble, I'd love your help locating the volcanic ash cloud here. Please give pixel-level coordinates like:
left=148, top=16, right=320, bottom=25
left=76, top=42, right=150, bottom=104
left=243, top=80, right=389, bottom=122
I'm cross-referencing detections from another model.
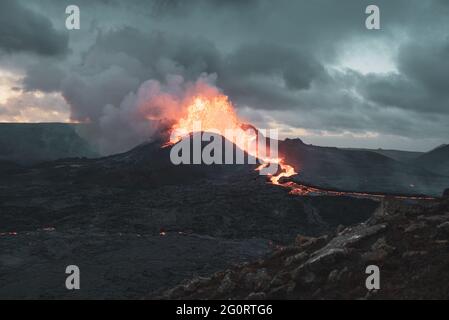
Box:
left=92, top=74, right=220, bottom=155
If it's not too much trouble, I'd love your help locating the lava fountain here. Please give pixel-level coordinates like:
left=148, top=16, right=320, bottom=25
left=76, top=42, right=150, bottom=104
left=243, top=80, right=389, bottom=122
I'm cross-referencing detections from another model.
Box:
left=165, top=90, right=297, bottom=185
left=154, top=81, right=435, bottom=200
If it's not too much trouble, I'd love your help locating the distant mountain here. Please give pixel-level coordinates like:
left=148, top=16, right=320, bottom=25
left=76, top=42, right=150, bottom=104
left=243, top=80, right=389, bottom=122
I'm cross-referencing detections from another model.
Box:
left=280, top=139, right=449, bottom=196
left=2, top=124, right=447, bottom=196
left=39, top=134, right=449, bottom=196
left=0, top=123, right=97, bottom=165
left=411, top=145, right=449, bottom=177
left=344, top=148, right=423, bottom=163
left=430, top=144, right=448, bottom=152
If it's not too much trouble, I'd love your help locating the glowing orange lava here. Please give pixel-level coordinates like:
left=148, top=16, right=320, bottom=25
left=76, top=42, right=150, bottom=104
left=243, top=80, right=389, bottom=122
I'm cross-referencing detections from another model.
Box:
left=161, top=89, right=436, bottom=201
left=168, top=92, right=297, bottom=185
left=170, top=95, right=240, bottom=144
left=270, top=163, right=296, bottom=185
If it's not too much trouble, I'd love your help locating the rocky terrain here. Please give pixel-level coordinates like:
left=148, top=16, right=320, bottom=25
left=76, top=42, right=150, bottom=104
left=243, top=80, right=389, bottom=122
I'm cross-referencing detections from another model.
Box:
left=1, top=129, right=448, bottom=299
left=0, top=138, right=378, bottom=299
left=159, top=193, right=449, bottom=300
left=0, top=230, right=271, bottom=299
left=0, top=139, right=378, bottom=242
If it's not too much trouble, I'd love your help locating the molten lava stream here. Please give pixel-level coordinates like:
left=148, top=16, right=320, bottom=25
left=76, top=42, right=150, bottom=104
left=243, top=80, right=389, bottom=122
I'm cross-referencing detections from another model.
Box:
left=166, top=91, right=298, bottom=185
left=270, top=163, right=297, bottom=185
left=161, top=91, right=434, bottom=201
left=256, top=161, right=297, bottom=185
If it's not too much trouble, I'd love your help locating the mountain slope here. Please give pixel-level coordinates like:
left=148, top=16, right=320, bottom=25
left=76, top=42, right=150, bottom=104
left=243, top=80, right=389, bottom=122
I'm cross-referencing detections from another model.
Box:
left=279, top=139, right=449, bottom=196
left=344, top=148, right=423, bottom=163
left=1, top=133, right=378, bottom=243
left=411, top=145, right=449, bottom=177
left=0, top=123, right=97, bottom=165
left=40, top=132, right=259, bottom=187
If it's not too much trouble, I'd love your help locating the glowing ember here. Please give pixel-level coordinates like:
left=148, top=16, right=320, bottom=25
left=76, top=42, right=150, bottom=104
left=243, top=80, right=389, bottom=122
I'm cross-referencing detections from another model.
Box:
left=168, top=92, right=297, bottom=185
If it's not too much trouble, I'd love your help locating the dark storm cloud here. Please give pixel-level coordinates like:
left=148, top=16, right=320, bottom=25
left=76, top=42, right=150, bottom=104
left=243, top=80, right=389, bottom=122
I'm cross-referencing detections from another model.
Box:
left=0, top=0, right=68, bottom=56
left=213, top=42, right=325, bottom=111
left=398, top=42, right=449, bottom=97
left=89, top=27, right=221, bottom=79
left=148, top=0, right=258, bottom=15
left=49, top=25, right=328, bottom=152
left=224, top=43, right=323, bottom=91
left=357, top=40, right=449, bottom=114
left=23, top=62, right=64, bottom=92
left=46, top=26, right=324, bottom=124
left=5, top=0, right=449, bottom=151
left=58, top=27, right=221, bottom=123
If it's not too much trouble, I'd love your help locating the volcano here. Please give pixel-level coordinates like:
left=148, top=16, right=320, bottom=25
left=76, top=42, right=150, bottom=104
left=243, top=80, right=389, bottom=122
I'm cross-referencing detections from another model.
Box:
left=0, top=86, right=448, bottom=299
left=0, top=132, right=383, bottom=298
left=1, top=125, right=448, bottom=298
left=59, top=132, right=260, bottom=188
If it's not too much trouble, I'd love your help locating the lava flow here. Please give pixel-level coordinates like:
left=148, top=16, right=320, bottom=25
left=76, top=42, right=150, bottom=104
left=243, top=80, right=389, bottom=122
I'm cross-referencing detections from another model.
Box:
left=167, top=91, right=297, bottom=185
left=162, top=89, right=436, bottom=201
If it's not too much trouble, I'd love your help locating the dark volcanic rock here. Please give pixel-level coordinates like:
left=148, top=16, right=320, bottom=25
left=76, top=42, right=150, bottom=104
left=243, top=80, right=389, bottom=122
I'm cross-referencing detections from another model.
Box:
left=443, top=188, right=449, bottom=198
left=0, top=137, right=378, bottom=243
left=2, top=131, right=446, bottom=299
left=412, top=145, right=449, bottom=177
left=0, top=135, right=381, bottom=299
left=158, top=197, right=449, bottom=300
left=0, top=231, right=270, bottom=299
left=279, top=139, right=449, bottom=196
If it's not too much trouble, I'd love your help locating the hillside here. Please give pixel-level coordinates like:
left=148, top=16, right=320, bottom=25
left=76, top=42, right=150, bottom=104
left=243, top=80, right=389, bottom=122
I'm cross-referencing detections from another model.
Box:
left=344, top=148, right=423, bottom=163
left=0, top=123, right=97, bottom=165
left=411, top=145, right=449, bottom=177
left=159, top=195, right=449, bottom=300
left=0, top=135, right=379, bottom=298
left=280, top=139, right=449, bottom=196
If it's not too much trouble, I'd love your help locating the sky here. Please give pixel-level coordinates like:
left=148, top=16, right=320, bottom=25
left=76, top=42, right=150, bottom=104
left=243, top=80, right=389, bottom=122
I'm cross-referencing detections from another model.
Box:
left=0, top=0, right=448, bottom=153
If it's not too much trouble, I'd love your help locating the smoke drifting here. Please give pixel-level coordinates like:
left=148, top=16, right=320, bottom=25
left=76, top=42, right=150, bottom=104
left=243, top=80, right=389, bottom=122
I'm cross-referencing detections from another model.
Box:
left=3, top=1, right=449, bottom=151
left=90, top=74, right=221, bottom=155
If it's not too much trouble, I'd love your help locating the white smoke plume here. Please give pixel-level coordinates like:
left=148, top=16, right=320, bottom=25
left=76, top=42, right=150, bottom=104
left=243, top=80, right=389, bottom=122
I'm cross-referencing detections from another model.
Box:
left=89, top=73, right=219, bottom=155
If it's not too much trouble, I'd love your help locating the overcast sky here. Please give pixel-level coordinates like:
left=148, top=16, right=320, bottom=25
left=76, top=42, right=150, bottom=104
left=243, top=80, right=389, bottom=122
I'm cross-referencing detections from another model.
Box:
left=0, top=0, right=448, bottom=152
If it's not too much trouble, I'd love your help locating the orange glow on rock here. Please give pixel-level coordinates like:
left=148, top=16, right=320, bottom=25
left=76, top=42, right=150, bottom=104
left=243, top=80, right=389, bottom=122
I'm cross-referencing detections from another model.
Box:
left=168, top=91, right=297, bottom=185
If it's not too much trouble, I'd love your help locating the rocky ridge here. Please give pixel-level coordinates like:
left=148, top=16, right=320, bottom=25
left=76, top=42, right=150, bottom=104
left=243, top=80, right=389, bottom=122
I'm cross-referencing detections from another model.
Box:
left=159, top=195, right=449, bottom=300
